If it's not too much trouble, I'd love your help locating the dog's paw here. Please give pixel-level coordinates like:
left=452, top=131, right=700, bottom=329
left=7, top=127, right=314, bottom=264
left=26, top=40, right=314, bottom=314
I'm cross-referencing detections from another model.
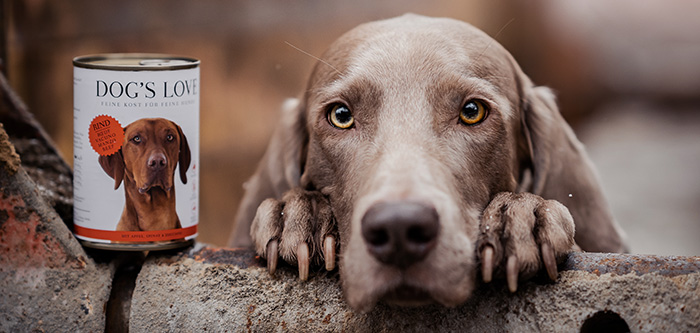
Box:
left=477, top=192, right=575, bottom=292
left=250, top=188, right=337, bottom=280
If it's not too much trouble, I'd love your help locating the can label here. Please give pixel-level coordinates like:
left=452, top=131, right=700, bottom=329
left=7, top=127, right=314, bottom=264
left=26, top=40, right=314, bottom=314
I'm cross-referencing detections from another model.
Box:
left=73, top=62, right=199, bottom=246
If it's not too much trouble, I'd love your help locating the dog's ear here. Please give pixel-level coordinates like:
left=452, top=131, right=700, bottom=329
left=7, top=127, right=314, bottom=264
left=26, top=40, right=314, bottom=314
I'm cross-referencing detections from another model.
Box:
left=229, top=98, right=308, bottom=247
left=250, top=98, right=307, bottom=197
left=521, top=84, right=627, bottom=252
left=521, top=86, right=576, bottom=195
left=98, top=150, right=125, bottom=190
left=174, top=122, right=191, bottom=184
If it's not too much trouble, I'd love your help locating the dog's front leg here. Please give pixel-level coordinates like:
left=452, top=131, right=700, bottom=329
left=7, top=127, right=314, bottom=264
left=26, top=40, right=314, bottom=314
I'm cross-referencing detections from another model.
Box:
left=476, top=192, right=576, bottom=292
left=250, top=188, right=338, bottom=280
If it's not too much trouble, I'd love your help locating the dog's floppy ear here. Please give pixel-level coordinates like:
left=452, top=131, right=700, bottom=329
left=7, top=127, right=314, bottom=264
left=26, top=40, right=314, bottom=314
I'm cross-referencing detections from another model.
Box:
left=521, top=84, right=627, bottom=252
left=251, top=98, right=307, bottom=193
left=228, top=98, right=308, bottom=247
left=521, top=86, right=578, bottom=195
left=174, top=122, right=191, bottom=184
left=98, top=150, right=125, bottom=190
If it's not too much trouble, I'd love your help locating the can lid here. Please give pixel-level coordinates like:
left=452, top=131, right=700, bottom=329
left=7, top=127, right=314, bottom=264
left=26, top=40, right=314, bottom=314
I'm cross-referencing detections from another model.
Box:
left=73, top=53, right=199, bottom=71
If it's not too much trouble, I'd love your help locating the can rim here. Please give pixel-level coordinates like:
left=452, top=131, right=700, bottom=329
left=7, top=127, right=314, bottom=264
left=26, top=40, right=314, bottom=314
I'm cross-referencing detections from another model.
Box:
left=73, top=53, right=199, bottom=71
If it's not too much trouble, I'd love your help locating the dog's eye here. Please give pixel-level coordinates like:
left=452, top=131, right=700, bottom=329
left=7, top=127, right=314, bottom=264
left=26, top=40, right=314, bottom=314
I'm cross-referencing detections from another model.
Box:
left=459, top=100, right=487, bottom=125
left=328, top=104, right=354, bottom=129
left=166, top=134, right=174, bottom=142
left=131, top=135, right=141, bottom=143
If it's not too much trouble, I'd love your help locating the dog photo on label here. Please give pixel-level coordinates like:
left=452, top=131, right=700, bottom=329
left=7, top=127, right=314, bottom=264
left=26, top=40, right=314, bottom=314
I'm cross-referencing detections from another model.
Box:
left=99, top=117, right=191, bottom=232
left=229, top=14, right=627, bottom=311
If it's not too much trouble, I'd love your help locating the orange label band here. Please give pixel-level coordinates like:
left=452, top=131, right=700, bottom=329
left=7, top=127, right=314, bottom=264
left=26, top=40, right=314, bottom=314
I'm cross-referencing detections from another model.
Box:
left=74, top=225, right=197, bottom=242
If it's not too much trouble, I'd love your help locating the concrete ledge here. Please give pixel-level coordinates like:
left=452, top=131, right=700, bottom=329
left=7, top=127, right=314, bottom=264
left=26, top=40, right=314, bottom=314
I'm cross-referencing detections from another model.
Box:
left=130, top=246, right=699, bottom=332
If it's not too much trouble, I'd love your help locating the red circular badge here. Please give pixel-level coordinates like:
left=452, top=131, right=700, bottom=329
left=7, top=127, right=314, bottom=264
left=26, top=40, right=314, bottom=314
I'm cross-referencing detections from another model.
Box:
left=89, top=115, right=124, bottom=156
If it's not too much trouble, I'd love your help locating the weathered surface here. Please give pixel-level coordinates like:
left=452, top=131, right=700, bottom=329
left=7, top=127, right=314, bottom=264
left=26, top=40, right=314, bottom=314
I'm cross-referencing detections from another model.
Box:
left=10, top=137, right=74, bottom=228
left=564, top=252, right=700, bottom=277
left=0, top=73, right=74, bottom=228
left=0, top=124, right=20, bottom=175
left=0, top=118, right=113, bottom=332
left=130, top=246, right=700, bottom=332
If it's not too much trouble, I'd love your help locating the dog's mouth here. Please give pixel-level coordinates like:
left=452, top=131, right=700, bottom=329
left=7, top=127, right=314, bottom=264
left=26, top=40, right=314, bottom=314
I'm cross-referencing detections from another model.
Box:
left=346, top=263, right=476, bottom=311
left=381, top=284, right=433, bottom=306
left=138, top=178, right=172, bottom=196
left=138, top=184, right=171, bottom=194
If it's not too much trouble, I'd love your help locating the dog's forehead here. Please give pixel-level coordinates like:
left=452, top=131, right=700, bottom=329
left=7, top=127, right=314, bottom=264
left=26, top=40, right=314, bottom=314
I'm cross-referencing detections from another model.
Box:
left=124, top=118, right=177, bottom=135
left=312, top=15, right=519, bottom=96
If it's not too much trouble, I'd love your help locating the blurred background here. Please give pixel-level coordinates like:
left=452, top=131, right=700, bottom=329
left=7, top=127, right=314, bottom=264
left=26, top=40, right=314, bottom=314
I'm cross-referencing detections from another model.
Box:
left=4, top=0, right=699, bottom=255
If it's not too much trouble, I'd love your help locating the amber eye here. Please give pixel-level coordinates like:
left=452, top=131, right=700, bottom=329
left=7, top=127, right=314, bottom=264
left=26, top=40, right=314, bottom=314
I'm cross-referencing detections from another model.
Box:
left=166, top=134, right=174, bottom=142
left=328, top=104, right=354, bottom=129
left=459, top=100, right=487, bottom=125
left=132, top=135, right=141, bottom=143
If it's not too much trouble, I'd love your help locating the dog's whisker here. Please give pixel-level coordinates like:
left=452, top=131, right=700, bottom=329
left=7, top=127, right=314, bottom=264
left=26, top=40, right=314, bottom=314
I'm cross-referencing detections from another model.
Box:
left=466, top=18, right=515, bottom=73
left=285, top=41, right=342, bottom=76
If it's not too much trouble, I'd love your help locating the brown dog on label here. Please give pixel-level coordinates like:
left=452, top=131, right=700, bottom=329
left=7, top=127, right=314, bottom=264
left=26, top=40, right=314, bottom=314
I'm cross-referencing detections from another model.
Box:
left=99, top=117, right=191, bottom=232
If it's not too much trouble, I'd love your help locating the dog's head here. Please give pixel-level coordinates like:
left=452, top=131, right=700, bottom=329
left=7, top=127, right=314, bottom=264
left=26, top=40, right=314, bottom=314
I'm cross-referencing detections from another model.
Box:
left=260, top=14, right=575, bottom=310
left=99, top=118, right=191, bottom=196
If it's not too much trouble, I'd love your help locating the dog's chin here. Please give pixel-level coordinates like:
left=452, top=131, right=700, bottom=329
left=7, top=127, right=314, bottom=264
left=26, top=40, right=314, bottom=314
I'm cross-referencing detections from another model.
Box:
left=381, top=284, right=434, bottom=307
left=347, top=282, right=473, bottom=313
left=138, top=182, right=172, bottom=197
left=344, top=270, right=475, bottom=312
left=341, top=246, right=478, bottom=312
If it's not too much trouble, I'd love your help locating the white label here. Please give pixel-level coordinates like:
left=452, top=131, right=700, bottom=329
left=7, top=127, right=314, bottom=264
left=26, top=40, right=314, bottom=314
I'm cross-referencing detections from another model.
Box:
left=73, top=66, right=199, bottom=243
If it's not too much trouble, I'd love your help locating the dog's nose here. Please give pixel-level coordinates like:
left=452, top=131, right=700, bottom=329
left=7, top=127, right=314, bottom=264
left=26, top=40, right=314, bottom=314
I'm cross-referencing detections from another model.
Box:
left=361, top=202, right=439, bottom=268
left=147, top=153, right=167, bottom=170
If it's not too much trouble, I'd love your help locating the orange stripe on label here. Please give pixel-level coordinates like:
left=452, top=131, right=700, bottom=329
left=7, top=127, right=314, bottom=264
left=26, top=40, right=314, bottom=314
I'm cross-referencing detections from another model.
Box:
left=74, top=225, right=197, bottom=242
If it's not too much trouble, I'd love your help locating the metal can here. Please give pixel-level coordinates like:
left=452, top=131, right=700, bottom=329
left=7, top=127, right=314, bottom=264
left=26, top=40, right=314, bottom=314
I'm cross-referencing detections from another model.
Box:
left=73, top=54, right=199, bottom=251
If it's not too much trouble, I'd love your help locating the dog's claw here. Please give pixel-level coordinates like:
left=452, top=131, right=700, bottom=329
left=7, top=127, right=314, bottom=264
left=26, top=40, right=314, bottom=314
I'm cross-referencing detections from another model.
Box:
left=323, top=235, right=336, bottom=271
left=506, top=255, right=519, bottom=293
left=266, top=239, right=278, bottom=275
left=481, top=246, right=494, bottom=283
left=541, top=243, right=558, bottom=281
left=297, top=242, right=309, bottom=281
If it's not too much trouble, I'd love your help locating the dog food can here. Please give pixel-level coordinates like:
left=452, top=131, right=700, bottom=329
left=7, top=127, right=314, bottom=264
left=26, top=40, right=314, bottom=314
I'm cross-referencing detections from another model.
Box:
left=73, top=54, right=199, bottom=251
